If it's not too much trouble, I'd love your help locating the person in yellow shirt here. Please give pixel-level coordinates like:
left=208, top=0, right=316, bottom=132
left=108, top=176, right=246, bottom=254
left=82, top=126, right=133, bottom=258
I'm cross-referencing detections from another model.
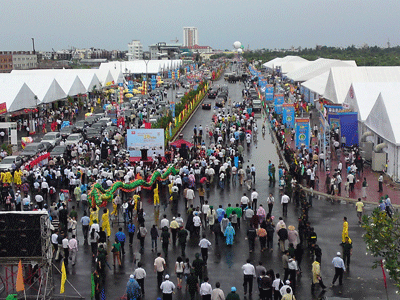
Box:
left=341, top=216, right=349, bottom=244
left=4, top=171, right=12, bottom=185
left=101, top=208, right=111, bottom=238
left=14, top=169, right=23, bottom=187
left=89, top=206, right=99, bottom=226
left=153, top=183, right=160, bottom=207
left=355, top=198, right=364, bottom=224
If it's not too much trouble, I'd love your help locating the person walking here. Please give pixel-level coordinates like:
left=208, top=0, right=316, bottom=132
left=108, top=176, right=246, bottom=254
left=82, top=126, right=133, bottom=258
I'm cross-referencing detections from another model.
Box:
left=80, top=212, right=90, bottom=244
left=132, top=262, right=146, bottom=296
left=68, top=234, right=78, bottom=266
left=170, top=217, right=179, bottom=246
left=267, top=193, right=274, bottom=215
left=342, top=236, right=353, bottom=268
left=175, top=256, right=184, bottom=289
left=242, top=259, right=256, bottom=296
left=378, top=173, right=383, bottom=192
left=211, top=282, right=225, bottom=300
left=160, top=274, right=175, bottom=300
left=115, top=227, right=126, bottom=255
left=246, top=224, right=257, bottom=253
left=362, top=178, right=368, bottom=198
left=355, top=198, right=364, bottom=224
left=199, top=234, right=212, bottom=265
left=186, top=269, right=199, bottom=300
left=154, top=252, right=166, bottom=289
left=281, top=193, right=290, bottom=217
left=126, top=274, right=141, bottom=300
left=127, top=220, right=136, bottom=246
left=161, top=226, right=170, bottom=258
left=311, top=260, right=326, bottom=291
left=224, top=222, right=236, bottom=246
left=138, top=223, right=147, bottom=254
left=341, top=217, right=349, bottom=244
left=111, top=238, right=121, bottom=266
left=226, top=286, right=240, bottom=300
left=331, top=252, right=346, bottom=286
left=178, top=226, right=189, bottom=256
left=200, top=277, right=213, bottom=300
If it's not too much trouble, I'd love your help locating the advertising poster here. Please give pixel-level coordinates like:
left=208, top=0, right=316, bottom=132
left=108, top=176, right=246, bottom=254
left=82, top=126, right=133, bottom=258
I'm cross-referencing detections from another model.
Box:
left=295, top=118, right=310, bottom=149
left=274, top=94, right=285, bottom=114
left=282, top=104, right=295, bottom=128
left=127, top=129, right=165, bottom=157
left=265, top=84, right=274, bottom=102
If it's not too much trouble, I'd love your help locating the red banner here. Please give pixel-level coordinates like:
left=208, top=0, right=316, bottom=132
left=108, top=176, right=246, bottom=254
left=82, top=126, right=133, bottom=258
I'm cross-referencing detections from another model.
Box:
left=0, top=102, right=7, bottom=115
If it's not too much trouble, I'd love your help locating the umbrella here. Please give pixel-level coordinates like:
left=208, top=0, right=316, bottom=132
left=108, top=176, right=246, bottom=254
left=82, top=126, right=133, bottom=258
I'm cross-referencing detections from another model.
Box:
left=109, top=89, right=115, bottom=93
left=157, top=80, right=164, bottom=84
left=132, top=89, right=140, bottom=94
left=137, top=86, right=144, bottom=90
left=123, top=89, right=129, bottom=93
left=125, top=93, right=133, bottom=98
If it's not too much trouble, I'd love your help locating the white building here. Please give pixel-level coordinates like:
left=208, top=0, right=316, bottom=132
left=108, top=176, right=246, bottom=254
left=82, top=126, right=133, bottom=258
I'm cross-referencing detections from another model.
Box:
left=183, top=27, right=198, bottom=47
left=127, top=40, right=143, bottom=61
left=12, top=52, right=37, bottom=70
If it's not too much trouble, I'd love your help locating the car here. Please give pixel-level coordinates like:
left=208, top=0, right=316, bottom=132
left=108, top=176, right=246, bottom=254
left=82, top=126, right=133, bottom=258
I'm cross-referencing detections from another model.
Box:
left=208, top=90, right=218, bottom=99
left=84, top=128, right=102, bottom=145
left=176, top=92, right=185, bottom=99
left=98, top=117, right=113, bottom=127
left=216, top=98, right=225, bottom=108
left=0, top=156, right=23, bottom=171
left=65, top=133, right=83, bottom=146
left=120, top=102, right=132, bottom=111
left=41, top=132, right=61, bottom=147
left=41, top=141, right=54, bottom=152
left=219, top=92, right=228, bottom=100
left=103, top=126, right=119, bottom=138
left=252, top=100, right=262, bottom=113
left=73, top=120, right=89, bottom=133
left=85, top=116, right=98, bottom=125
left=50, top=145, right=67, bottom=158
left=60, top=125, right=75, bottom=139
left=202, top=101, right=212, bottom=110
left=21, top=142, right=47, bottom=158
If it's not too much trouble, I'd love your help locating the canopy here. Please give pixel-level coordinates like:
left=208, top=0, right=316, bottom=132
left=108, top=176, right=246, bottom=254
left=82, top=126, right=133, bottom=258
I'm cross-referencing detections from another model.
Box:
left=323, top=66, right=400, bottom=103
left=170, top=139, right=193, bottom=148
left=301, top=71, right=330, bottom=96
left=263, top=56, right=309, bottom=74
left=0, top=78, right=37, bottom=112
left=286, top=58, right=357, bottom=82
left=99, top=60, right=183, bottom=76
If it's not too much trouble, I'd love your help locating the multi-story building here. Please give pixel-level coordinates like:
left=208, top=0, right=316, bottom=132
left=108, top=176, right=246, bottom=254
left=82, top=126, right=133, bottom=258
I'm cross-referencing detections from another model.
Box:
left=183, top=27, right=198, bottom=47
left=148, top=43, right=182, bottom=60
left=127, top=40, right=143, bottom=61
left=0, top=51, right=37, bottom=72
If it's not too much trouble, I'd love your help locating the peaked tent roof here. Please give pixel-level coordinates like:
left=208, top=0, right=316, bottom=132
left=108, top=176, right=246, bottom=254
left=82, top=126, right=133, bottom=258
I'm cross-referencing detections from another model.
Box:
left=286, top=58, right=357, bottom=82
left=343, top=82, right=400, bottom=122
left=263, top=56, right=309, bottom=74
left=301, top=71, right=330, bottom=96
left=364, top=91, right=400, bottom=145
left=99, top=60, right=183, bottom=77
left=323, top=66, right=400, bottom=103
left=0, top=78, right=37, bottom=112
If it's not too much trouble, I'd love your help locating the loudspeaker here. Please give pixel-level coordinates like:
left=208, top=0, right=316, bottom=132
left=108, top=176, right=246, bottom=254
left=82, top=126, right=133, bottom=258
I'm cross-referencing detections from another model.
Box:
left=140, top=148, right=148, bottom=161
left=0, top=213, right=42, bottom=258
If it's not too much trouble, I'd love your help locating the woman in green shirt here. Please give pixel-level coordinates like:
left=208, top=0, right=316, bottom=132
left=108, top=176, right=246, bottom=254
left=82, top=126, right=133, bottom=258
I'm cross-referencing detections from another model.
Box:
left=112, top=239, right=121, bottom=266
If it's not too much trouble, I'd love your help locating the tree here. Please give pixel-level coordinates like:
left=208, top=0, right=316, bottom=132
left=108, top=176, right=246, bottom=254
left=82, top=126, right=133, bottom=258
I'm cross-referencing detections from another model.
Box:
left=362, top=208, right=400, bottom=289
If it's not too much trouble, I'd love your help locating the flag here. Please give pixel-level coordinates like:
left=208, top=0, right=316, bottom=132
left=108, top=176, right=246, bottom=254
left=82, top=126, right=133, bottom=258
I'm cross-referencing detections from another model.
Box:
left=60, top=261, right=67, bottom=294
left=169, top=123, right=172, bottom=137
left=144, top=121, right=151, bottom=129
left=16, top=260, right=24, bottom=292
left=381, top=260, right=387, bottom=289
left=91, top=273, right=95, bottom=299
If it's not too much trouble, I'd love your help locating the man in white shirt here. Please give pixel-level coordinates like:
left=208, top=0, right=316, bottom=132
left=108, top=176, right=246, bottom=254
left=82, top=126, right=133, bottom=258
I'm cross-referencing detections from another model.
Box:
left=186, top=188, right=195, bottom=208
left=199, top=234, right=212, bottom=265
left=193, top=212, right=202, bottom=236
left=133, top=262, right=146, bottom=296
left=242, top=259, right=256, bottom=296
left=240, top=193, right=250, bottom=216
left=160, top=274, right=175, bottom=298
left=154, top=253, right=166, bottom=288
left=202, top=201, right=210, bottom=228
left=160, top=215, right=169, bottom=229
left=68, top=234, right=78, bottom=265
left=251, top=189, right=258, bottom=210
left=200, top=277, right=213, bottom=299
left=281, top=194, right=290, bottom=217
left=35, top=194, right=44, bottom=209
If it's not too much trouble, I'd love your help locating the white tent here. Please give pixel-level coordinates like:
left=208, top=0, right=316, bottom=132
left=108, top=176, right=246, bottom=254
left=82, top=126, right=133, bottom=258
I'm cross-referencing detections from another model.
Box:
left=99, top=60, right=182, bottom=77
left=301, top=71, right=330, bottom=96
left=263, top=56, right=309, bottom=74
left=0, top=78, right=37, bottom=112
left=364, top=91, right=400, bottom=179
left=286, top=58, right=357, bottom=82
left=323, top=67, right=400, bottom=103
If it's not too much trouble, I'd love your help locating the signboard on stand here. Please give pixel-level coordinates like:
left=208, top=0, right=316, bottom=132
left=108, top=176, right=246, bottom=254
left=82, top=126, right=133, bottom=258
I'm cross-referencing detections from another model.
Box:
left=295, top=118, right=310, bottom=149
left=282, top=104, right=295, bottom=128
left=127, top=129, right=165, bottom=158
left=265, top=84, right=274, bottom=102
left=274, top=94, right=284, bottom=114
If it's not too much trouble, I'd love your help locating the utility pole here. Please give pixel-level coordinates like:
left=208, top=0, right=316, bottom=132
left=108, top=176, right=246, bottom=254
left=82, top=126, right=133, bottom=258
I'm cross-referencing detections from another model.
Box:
left=31, top=38, right=35, bottom=54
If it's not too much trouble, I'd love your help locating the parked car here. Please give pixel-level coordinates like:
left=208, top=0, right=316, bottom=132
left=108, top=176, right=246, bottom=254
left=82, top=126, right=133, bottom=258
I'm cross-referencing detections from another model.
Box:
left=215, top=98, right=225, bottom=108
left=0, top=156, right=23, bottom=171
left=202, top=101, right=212, bottom=110
left=73, top=120, right=89, bottom=133
left=103, top=126, right=118, bottom=139
left=84, top=128, right=102, bottom=145
left=41, top=142, right=54, bottom=152
left=91, top=122, right=107, bottom=131
left=65, top=133, right=83, bottom=146
left=98, top=117, right=113, bottom=127
left=208, top=90, right=218, bottom=99
left=50, top=145, right=67, bottom=158
left=60, top=125, right=75, bottom=139
left=21, top=142, right=47, bottom=158
left=176, top=91, right=185, bottom=99
left=252, top=100, right=262, bottom=113
left=41, top=132, right=61, bottom=147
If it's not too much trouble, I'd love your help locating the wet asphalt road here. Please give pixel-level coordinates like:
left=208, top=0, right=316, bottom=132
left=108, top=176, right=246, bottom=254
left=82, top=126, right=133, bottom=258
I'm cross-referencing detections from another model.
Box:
left=29, top=72, right=398, bottom=300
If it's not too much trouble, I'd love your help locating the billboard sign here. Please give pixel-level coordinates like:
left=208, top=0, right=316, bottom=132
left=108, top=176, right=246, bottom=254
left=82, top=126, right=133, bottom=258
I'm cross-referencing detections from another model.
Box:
left=127, top=129, right=165, bottom=157
left=295, top=118, right=310, bottom=149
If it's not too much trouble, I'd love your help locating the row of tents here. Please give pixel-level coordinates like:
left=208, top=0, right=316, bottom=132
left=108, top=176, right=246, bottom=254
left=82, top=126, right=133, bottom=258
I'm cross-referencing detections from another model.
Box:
left=263, top=56, right=400, bottom=181
left=0, top=60, right=183, bottom=113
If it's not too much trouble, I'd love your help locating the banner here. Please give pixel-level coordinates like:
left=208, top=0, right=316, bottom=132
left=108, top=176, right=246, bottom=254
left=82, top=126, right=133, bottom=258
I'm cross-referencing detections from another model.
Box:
left=295, top=118, right=310, bottom=149
left=282, top=104, right=295, bottom=128
left=265, top=84, right=274, bottom=102
left=170, top=102, right=175, bottom=118
left=274, top=93, right=285, bottom=114
left=127, top=129, right=165, bottom=157
left=0, top=102, right=7, bottom=115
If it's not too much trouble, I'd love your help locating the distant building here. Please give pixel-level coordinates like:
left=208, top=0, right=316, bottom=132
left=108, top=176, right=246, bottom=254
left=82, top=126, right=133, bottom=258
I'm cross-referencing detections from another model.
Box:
left=183, top=27, right=198, bottom=47
left=0, top=51, right=37, bottom=73
left=127, top=40, right=143, bottom=61
left=187, top=45, right=212, bottom=54
left=149, top=43, right=182, bottom=60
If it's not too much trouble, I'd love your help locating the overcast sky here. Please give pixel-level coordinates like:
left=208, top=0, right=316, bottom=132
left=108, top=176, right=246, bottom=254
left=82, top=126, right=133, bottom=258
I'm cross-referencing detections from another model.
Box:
left=2, top=0, right=400, bottom=52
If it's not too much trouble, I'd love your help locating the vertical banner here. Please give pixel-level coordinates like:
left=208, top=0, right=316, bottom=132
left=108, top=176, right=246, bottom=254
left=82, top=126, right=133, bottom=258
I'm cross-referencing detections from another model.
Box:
left=265, top=84, right=274, bottom=102
left=170, top=102, right=175, bottom=118
left=274, top=93, right=284, bottom=114
left=295, top=118, right=310, bottom=149
left=282, top=104, right=295, bottom=128
left=127, top=81, right=134, bottom=93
